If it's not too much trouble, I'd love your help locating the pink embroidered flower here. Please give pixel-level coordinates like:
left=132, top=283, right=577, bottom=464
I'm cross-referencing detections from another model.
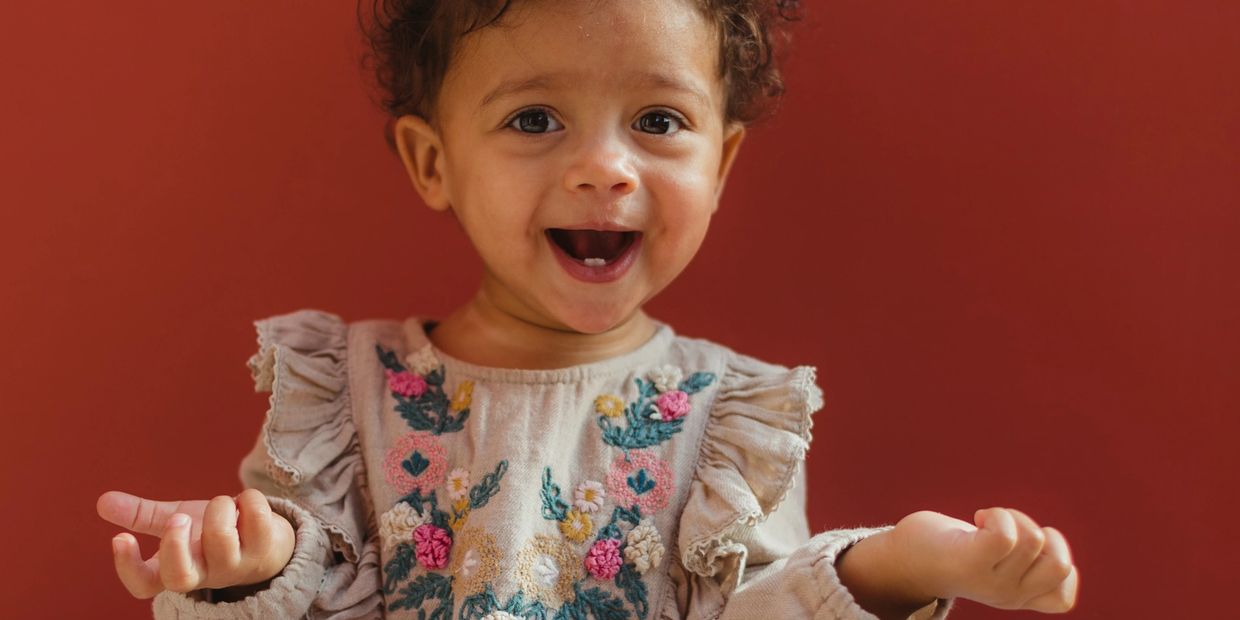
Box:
left=385, top=368, right=427, bottom=398
left=384, top=432, right=448, bottom=495
left=584, top=538, right=622, bottom=580
left=654, top=390, right=690, bottom=421
left=605, top=450, right=673, bottom=514
left=413, top=523, right=452, bottom=569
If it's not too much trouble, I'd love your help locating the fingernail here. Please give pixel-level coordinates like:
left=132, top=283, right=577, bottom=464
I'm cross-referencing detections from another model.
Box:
left=171, top=514, right=190, bottom=528
left=112, top=536, right=125, bottom=554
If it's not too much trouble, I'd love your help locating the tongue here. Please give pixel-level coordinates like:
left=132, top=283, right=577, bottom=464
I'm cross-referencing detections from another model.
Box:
left=558, top=230, right=626, bottom=261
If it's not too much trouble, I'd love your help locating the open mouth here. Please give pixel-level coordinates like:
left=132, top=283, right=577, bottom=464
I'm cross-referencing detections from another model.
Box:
left=545, top=229, right=641, bottom=266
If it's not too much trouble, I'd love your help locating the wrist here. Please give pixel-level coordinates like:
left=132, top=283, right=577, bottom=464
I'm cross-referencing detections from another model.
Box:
left=836, top=530, right=938, bottom=620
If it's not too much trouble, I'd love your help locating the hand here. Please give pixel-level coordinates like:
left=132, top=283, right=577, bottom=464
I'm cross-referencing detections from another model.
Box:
left=96, top=488, right=295, bottom=599
left=889, top=507, right=1078, bottom=613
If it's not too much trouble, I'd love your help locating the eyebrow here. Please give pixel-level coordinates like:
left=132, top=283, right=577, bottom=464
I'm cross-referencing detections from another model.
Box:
left=478, top=72, right=714, bottom=110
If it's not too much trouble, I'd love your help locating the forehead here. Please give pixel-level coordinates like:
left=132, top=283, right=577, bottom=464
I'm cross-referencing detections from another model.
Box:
left=440, top=0, right=722, bottom=116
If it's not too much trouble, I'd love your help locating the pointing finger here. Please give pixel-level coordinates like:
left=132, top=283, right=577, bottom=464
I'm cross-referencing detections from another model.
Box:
left=111, top=533, right=162, bottom=599
left=97, top=491, right=207, bottom=537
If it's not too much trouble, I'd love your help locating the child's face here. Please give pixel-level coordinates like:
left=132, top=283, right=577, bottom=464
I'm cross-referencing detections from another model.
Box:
left=396, top=0, right=744, bottom=335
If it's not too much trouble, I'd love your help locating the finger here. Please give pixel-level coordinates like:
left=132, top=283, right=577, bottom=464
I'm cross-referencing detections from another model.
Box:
left=97, top=491, right=207, bottom=537
left=972, top=507, right=1019, bottom=565
left=202, top=495, right=242, bottom=577
left=236, top=489, right=274, bottom=555
left=158, top=513, right=202, bottom=592
left=1018, top=527, right=1078, bottom=610
left=1023, top=563, right=1079, bottom=613
left=111, top=533, right=163, bottom=599
left=993, top=508, right=1046, bottom=577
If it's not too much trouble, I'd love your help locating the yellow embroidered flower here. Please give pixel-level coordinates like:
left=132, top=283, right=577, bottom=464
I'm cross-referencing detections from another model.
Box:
left=558, top=509, right=593, bottom=543
left=450, top=527, right=502, bottom=596
left=515, top=535, right=582, bottom=605
left=594, top=394, right=625, bottom=418
left=451, top=380, right=474, bottom=412
left=449, top=497, right=471, bottom=531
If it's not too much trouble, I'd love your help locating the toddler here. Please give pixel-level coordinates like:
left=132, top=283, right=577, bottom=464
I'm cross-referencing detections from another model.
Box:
left=97, top=1, right=1079, bottom=618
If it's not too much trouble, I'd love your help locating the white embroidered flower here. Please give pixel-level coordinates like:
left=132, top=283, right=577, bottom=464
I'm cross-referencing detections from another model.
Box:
left=647, top=365, right=683, bottom=393
left=378, top=501, right=427, bottom=552
left=404, top=345, right=440, bottom=375
left=458, top=547, right=480, bottom=579
left=446, top=467, right=471, bottom=501
left=481, top=612, right=521, bottom=620
left=623, top=518, right=665, bottom=574
left=533, top=554, right=560, bottom=588
left=573, top=480, right=606, bottom=513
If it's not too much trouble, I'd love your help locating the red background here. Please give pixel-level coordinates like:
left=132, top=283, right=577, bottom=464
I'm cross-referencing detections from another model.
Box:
left=2, top=2, right=1236, bottom=617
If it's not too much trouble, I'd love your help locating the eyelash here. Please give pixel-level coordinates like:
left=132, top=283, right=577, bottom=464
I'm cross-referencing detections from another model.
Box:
left=502, top=107, right=690, bottom=136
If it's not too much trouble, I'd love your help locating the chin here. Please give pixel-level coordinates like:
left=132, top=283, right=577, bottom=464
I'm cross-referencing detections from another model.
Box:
left=552, top=300, right=639, bottom=335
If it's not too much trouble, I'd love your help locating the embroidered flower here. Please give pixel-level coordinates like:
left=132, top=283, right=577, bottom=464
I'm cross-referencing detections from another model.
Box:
left=606, top=450, right=673, bottom=514
left=559, top=509, right=594, bottom=543
left=573, top=480, right=606, bottom=513
left=384, top=432, right=448, bottom=495
left=654, top=390, right=691, bottom=421
left=594, top=394, right=625, bottom=418
left=585, top=538, right=623, bottom=580
left=623, top=518, right=665, bottom=574
left=449, top=496, right=471, bottom=532
left=647, top=365, right=683, bottom=393
left=446, top=468, right=471, bottom=501
left=481, top=613, right=521, bottom=620
left=385, top=368, right=428, bottom=398
left=413, top=523, right=452, bottom=569
left=450, top=527, right=501, bottom=595
left=451, top=380, right=474, bottom=412
left=404, top=345, right=440, bottom=375
left=378, top=501, right=427, bottom=552
left=515, top=535, right=581, bottom=605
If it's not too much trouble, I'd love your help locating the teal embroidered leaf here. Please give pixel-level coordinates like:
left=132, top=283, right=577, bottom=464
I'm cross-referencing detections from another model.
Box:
left=469, top=460, right=509, bottom=510
left=382, top=543, right=415, bottom=595
left=502, top=590, right=550, bottom=620
left=402, top=451, right=430, bottom=477
left=677, top=372, right=716, bottom=395
left=598, top=416, right=684, bottom=451
left=459, top=584, right=500, bottom=619
left=597, top=505, right=642, bottom=541
left=375, top=345, right=404, bottom=372
left=397, top=488, right=451, bottom=533
left=376, top=344, right=470, bottom=435
left=615, top=563, right=649, bottom=620
left=626, top=469, right=655, bottom=496
left=540, top=467, right=569, bottom=522
left=560, top=583, right=630, bottom=620
left=389, top=572, right=453, bottom=616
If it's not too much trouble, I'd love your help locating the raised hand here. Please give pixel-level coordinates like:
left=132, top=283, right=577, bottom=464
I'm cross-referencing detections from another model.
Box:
left=96, top=488, right=295, bottom=599
left=890, top=507, right=1078, bottom=613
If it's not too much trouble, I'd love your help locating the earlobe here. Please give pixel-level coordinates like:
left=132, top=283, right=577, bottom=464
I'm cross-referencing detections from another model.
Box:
left=394, top=115, right=451, bottom=212
left=713, top=123, right=746, bottom=205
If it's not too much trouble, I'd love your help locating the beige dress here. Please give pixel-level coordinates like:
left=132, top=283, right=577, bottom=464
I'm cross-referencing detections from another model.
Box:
left=153, top=309, right=951, bottom=620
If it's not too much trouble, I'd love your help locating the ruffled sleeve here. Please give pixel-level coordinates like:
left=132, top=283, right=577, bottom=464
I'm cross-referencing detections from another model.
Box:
left=152, top=309, right=383, bottom=619
left=674, top=353, right=951, bottom=620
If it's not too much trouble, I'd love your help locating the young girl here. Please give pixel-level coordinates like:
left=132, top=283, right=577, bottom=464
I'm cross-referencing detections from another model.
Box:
left=97, top=1, right=1078, bottom=618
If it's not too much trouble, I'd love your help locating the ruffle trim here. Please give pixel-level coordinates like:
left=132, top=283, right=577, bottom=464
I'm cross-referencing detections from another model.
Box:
left=678, top=353, right=824, bottom=579
left=244, top=309, right=368, bottom=564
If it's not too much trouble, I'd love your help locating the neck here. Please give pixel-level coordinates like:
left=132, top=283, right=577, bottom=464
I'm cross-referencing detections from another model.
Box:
left=427, top=289, right=657, bottom=370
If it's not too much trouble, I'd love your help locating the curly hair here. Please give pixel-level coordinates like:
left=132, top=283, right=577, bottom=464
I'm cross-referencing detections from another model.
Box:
left=356, top=0, right=801, bottom=148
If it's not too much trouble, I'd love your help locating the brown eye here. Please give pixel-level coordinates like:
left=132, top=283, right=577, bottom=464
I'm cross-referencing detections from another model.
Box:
left=635, top=111, right=682, bottom=135
left=509, top=108, right=562, bottom=133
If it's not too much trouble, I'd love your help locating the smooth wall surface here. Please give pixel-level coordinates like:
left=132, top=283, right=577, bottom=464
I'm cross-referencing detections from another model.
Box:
left=2, top=2, right=1236, bottom=617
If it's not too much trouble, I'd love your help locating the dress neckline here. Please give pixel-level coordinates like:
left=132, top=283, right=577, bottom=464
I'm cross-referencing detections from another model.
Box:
left=399, top=317, right=676, bottom=384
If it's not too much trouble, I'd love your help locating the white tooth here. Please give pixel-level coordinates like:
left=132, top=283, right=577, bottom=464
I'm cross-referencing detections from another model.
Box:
left=583, top=258, right=606, bottom=267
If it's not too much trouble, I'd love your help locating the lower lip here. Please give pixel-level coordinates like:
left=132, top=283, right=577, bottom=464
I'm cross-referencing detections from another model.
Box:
left=547, top=232, right=642, bottom=283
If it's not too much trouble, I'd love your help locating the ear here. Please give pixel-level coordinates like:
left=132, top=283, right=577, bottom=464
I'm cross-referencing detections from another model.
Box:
left=393, top=114, right=452, bottom=212
left=713, top=122, right=746, bottom=207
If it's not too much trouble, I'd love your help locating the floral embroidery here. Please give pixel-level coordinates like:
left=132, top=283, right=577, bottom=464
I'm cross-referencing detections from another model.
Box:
left=377, top=344, right=469, bottom=435
left=404, top=345, right=440, bottom=375
left=573, top=480, right=606, bottom=513
left=594, top=394, right=625, bottom=418
left=559, top=509, right=594, bottom=543
left=413, top=523, right=452, bottom=569
left=452, top=380, right=475, bottom=412
left=480, top=612, right=521, bottom=620
left=623, top=518, right=665, bottom=574
left=584, top=538, right=623, bottom=580
left=515, top=534, right=582, bottom=605
left=447, top=468, right=471, bottom=501
left=384, top=432, right=448, bottom=496
left=385, top=368, right=428, bottom=398
left=451, top=527, right=502, bottom=596
left=449, top=497, right=471, bottom=532
left=605, top=450, right=673, bottom=514
left=653, top=390, right=690, bottom=421
left=379, top=501, right=428, bottom=553
left=646, top=365, right=683, bottom=394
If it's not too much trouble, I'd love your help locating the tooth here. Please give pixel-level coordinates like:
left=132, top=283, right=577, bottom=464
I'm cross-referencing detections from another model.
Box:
left=583, top=258, right=606, bottom=267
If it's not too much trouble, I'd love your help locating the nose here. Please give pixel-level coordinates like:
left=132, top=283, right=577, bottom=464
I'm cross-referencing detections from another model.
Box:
left=562, top=131, right=639, bottom=197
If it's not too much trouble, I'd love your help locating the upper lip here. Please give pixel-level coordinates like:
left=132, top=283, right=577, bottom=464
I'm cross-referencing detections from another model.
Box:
left=548, top=221, right=639, bottom=232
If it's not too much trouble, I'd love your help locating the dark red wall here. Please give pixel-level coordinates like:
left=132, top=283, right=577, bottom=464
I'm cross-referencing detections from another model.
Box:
left=3, top=2, right=1235, bottom=617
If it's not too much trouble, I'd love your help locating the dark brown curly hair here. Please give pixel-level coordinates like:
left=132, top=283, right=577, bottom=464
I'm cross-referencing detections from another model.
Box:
left=356, top=0, right=801, bottom=149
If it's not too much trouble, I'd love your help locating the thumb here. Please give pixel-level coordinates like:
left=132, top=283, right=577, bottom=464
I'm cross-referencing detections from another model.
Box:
left=97, top=491, right=206, bottom=537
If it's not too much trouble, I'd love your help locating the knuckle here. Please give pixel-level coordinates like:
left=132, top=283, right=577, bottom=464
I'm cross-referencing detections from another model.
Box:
left=162, top=572, right=197, bottom=593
